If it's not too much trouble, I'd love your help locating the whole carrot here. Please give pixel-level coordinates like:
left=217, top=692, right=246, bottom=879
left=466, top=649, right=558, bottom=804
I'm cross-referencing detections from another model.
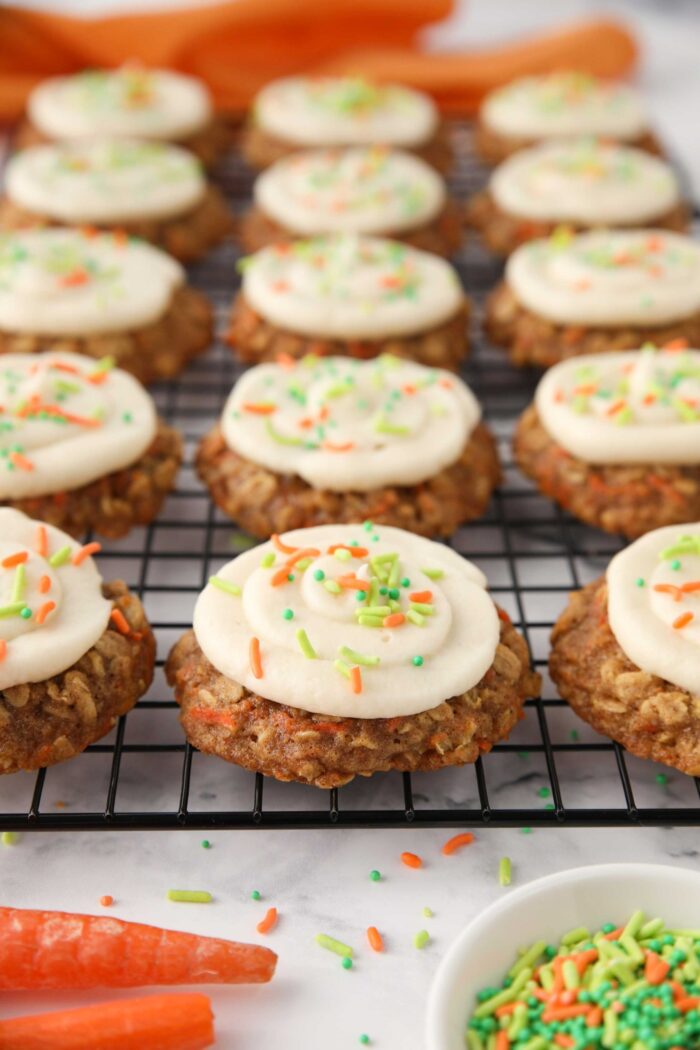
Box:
left=0, top=992, right=214, bottom=1049
left=0, top=907, right=277, bottom=991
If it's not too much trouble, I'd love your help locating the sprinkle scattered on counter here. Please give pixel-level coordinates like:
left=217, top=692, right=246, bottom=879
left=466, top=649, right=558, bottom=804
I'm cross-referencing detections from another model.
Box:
left=316, top=933, right=354, bottom=959
left=367, top=927, right=384, bottom=953
left=537, top=786, right=551, bottom=799
left=401, top=851, right=423, bottom=869
left=342, top=957, right=353, bottom=970
left=442, top=832, right=475, bottom=855
left=414, top=930, right=430, bottom=950
left=200, top=839, right=211, bottom=849
left=359, top=1034, right=371, bottom=1045
left=369, top=869, right=382, bottom=882
left=167, top=890, right=213, bottom=903
left=256, top=907, right=278, bottom=935
left=499, top=857, right=512, bottom=887
left=656, top=773, right=669, bottom=786
left=99, top=895, right=113, bottom=907
left=1, top=831, right=18, bottom=846
left=423, top=907, right=434, bottom=919
left=251, top=889, right=262, bottom=900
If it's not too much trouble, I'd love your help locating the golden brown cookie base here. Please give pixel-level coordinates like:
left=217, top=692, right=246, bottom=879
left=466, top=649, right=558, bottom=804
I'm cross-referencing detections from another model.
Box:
left=166, top=611, right=539, bottom=788
left=0, top=581, right=155, bottom=775
left=196, top=422, right=500, bottom=539
left=514, top=404, right=700, bottom=539
left=237, top=197, right=464, bottom=257
left=227, top=294, right=470, bottom=372
left=0, top=285, right=213, bottom=385
left=550, top=578, right=700, bottom=776
left=466, top=190, right=690, bottom=257
left=240, top=121, right=455, bottom=174
left=472, top=119, right=665, bottom=167
left=0, top=185, right=234, bottom=263
left=3, top=421, right=182, bottom=541
left=484, top=282, right=700, bottom=369
left=14, top=115, right=231, bottom=171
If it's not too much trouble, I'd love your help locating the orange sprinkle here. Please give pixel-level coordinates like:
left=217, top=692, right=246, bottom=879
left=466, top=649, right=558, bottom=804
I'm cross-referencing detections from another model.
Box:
left=573, top=948, right=598, bottom=974
left=439, top=378, right=453, bottom=389
left=541, top=1005, right=591, bottom=1022
left=441, top=832, right=475, bottom=856
left=602, top=926, right=623, bottom=941
left=673, top=611, right=694, bottom=630
left=87, top=370, right=109, bottom=385
left=99, top=895, right=113, bottom=907
left=35, top=525, right=48, bottom=558
left=271, top=566, right=294, bottom=587
left=336, top=576, right=371, bottom=593
left=35, top=601, right=56, bottom=626
left=586, top=1007, right=603, bottom=1027
left=0, top=640, right=6, bottom=663
left=59, top=267, right=90, bottom=287
left=350, top=666, right=362, bottom=695
left=250, top=637, right=263, bottom=679
left=286, top=547, right=320, bottom=569
left=242, top=402, right=276, bottom=415
left=497, top=608, right=511, bottom=624
left=367, top=926, right=384, bottom=952
left=383, top=613, right=405, bottom=628
left=680, top=581, right=700, bottom=594
left=495, top=1030, right=509, bottom=1050
left=663, top=337, right=689, bottom=351
left=327, top=544, right=368, bottom=558
left=605, top=399, right=627, bottom=417
left=676, top=996, right=700, bottom=1013
left=409, top=591, right=432, bottom=603
left=9, top=452, right=33, bottom=472
left=1, top=551, right=28, bottom=569
left=271, top=279, right=290, bottom=293
left=402, top=383, right=417, bottom=395
left=110, top=609, right=131, bottom=635
left=271, top=534, right=299, bottom=555
left=653, top=583, right=684, bottom=602
left=275, top=352, right=296, bottom=370
left=495, top=1003, right=520, bottom=1018
left=72, top=541, right=101, bottom=566
left=400, top=851, right=422, bottom=869
left=39, top=575, right=51, bottom=594
left=80, top=225, right=98, bottom=239
left=256, top=907, right=277, bottom=934
left=645, top=950, right=671, bottom=985
left=322, top=441, right=355, bottom=452
left=554, top=1037, right=574, bottom=1049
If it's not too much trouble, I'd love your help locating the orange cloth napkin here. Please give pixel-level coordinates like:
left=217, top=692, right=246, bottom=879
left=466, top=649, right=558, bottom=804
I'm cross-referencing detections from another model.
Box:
left=0, top=0, right=637, bottom=120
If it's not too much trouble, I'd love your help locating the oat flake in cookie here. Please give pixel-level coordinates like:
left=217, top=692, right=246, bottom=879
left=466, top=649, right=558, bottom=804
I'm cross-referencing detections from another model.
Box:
left=197, top=354, right=500, bottom=538
left=0, top=508, right=155, bottom=774
left=0, top=228, right=212, bottom=383
left=166, top=524, right=539, bottom=787
left=485, top=229, right=700, bottom=368
left=228, top=235, right=469, bottom=371
left=550, top=523, right=700, bottom=775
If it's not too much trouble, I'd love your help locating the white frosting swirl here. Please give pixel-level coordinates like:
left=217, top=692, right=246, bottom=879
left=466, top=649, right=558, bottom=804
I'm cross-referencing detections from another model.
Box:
left=242, top=235, right=464, bottom=340
left=536, top=347, right=700, bottom=465
left=254, top=76, right=438, bottom=148
left=194, top=524, right=500, bottom=718
left=507, top=230, right=700, bottom=327
left=607, top=523, right=700, bottom=696
left=0, top=508, right=111, bottom=691
left=254, top=147, right=445, bottom=236
left=6, top=140, right=206, bottom=224
left=491, top=140, right=679, bottom=225
left=0, top=351, right=157, bottom=498
left=28, top=68, right=212, bottom=142
left=481, top=73, right=648, bottom=141
left=0, top=228, right=183, bottom=335
left=222, top=355, right=480, bottom=490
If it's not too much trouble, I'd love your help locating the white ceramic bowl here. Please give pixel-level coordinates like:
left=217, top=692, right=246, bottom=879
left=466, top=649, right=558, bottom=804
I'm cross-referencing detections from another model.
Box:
left=426, top=862, right=700, bottom=1050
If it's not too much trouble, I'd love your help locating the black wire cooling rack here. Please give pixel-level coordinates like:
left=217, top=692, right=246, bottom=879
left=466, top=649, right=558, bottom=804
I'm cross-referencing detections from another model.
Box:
left=1, top=123, right=699, bottom=832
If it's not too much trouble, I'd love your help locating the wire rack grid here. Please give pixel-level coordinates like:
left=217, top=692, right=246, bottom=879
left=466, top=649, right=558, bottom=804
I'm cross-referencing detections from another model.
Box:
left=1, top=123, right=699, bottom=832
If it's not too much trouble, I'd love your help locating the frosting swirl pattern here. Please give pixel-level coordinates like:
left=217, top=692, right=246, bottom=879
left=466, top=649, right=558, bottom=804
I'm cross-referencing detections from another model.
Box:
left=242, top=235, right=464, bottom=339
left=6, top=140, right=206, bottom=224
left=194, top=524, right=500, bottom=718
left=28, top=68, right=212, bottom=141
left=254, top=76, right=438, bottom=148
left=491, top=140, right=679, bottom=225
left=0, top=508, right=111, bottom=691
left=607, top=523, right=700, bottom=696
left=507, top=230, right=700, bottom=327
left=0, top=228, right=183, bottom=335
left=0, top=351, right=157, bottom=499
left=481, top=73, right=648, bottom=141
left=536, top=347, right=700, bottom=465
left=254, top=147, right=445, bottom=236
left=223, top=355, right=480, bottom=490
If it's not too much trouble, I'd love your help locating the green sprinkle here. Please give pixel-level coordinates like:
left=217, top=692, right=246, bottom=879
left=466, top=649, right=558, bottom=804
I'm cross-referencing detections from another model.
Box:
left=357, top=615, right=384, bottom=627
left=251, top=890, right=261, bottom=900
left=499, top=857, right=512, bottom=887
left=201, top=840, right=211, bottom=849
left=20, top=607, right=31, bottom=620
left=209, top=575, right=241, bottom=597
left=421, top=567, right=444, bottom=580
left=264, top=418, right=306, bottom=447
left=409, top=602, right=434, bottom=615
left=414, top=929, right=430, bottom=949
left=520, top=827, right=533, bottom=835
left=412, top=655, right=424, bottom=667
left=334, top=548, right=352, bottom=563
left=369, top=870, right=381, bottom=882
left=324, top=579, right=342, bottom=595
left=400, top=577, right=410, bottom=588
left=537, top=786, right=551, bottom=798
left=10, top=564, right=25, bottom=604
left=359, top=1036, right=370, bottom=1046
left=339, top=646, right=380, bottom=667
left=282, top=608, right=294, bottom=620
left=0, top=601, right=25, bottom=618
left=655, top=772, right=669, bottom=786
left=355, top=591, right=366, bottom=602
left=362, top=521, right=374, bottom=531
left=357, top=605, right=391, bottom=616
left=167, top=890, right=213, bottom=903
left=1, top=831, right=18, bottom=846
left=374, top=416, right=410, bottom=436
left=260, top=552, right=276, bottom=568
left=423, top=907, right=433, bottom=918
left=635, top=577, right=645, bottom=587
left=296, top=628, right=317, bottom=659
left=49, top=545, right=72, bottom=568
left=342, top=956, right=353, bottom=970
left=334, top=659, right=351, bottom=679
left=407, top=610, right=425, bottom=626
left=313, top=569, right=325, bottom=581
left=316, top=933, right=353, bottom=958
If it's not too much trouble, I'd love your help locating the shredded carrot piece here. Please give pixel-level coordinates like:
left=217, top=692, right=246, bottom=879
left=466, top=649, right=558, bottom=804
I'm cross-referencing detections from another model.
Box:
left=1, top=551, right=28, bottom=569
left=441, top=833, right=475, bottom=856
left=35, top=601, right=56, bottom=626
left=35, top=525, right=48, bottom=558
left=110, top=609, right=131, bottom=636
left=256, top=907, right=277, bottom=934
left=327, top=544, right=368, bottom=558
left=409, top=591, right=432, bottom=603
left=400, top=852, right=422, bottom=869
left=366, top=927, right=384, bottom=953
left=349, top=666, right=362, bottom=695
left=242, top=402, right=276, bottom=415
left=383, top=613, right=405, bottom=628
left=250, top=637, right=263, bottom=679
left=271, top=534, right=298, bottom=555
left=673, top=611, right=694, bottom=630
left=72, top=542, right=101, bottom=566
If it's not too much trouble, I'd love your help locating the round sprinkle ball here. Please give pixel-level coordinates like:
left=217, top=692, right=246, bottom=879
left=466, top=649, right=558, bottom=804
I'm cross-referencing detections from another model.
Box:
left=359, top=1036, right=370, bottom=1046
left=369, top=870, right=381, bottom=882
left=201, top=839, right=211, bottom=849
left=282, top=608, right=294, bottom=620
left=412, top=656, right=424, bottom=667
left=251, top=890, right=262, bottom=901
left=342, top=957, right=353, bottom=970
left=313, top=570, right=325, bottom=581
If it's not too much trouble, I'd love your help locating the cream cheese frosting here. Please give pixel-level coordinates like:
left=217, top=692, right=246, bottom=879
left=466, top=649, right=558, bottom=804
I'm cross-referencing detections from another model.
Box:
left=222, top=354, right=480, bottom=490
left=607, top=523, right=700, bottom=697
left=0, top=508, right=111, bottom=691
left=490, top=140, right=679, bottom=225
left=241, top=235, right=464, bottom=340
left=0, top=228, right=183, bottom=335
left=193, top=523, right=500, bottom=719
left=28, top=68, right=212, bottom=142
left=481, top=73, right=648, bottom=141
left=6, top=140, right=206, bottom=224
left=536, top=346, right=700, bottom=465
left=506, top=229, right=700, bottom=327
left=0, top=351, right=157, bottom=499
left=254, top=147, right=446, bottom=236
left=254, top=76, right=438, bottom=148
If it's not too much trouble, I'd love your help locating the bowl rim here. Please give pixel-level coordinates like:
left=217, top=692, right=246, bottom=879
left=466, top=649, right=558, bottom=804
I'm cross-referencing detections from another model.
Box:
left=425, top=860, right=700, bottom=1050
